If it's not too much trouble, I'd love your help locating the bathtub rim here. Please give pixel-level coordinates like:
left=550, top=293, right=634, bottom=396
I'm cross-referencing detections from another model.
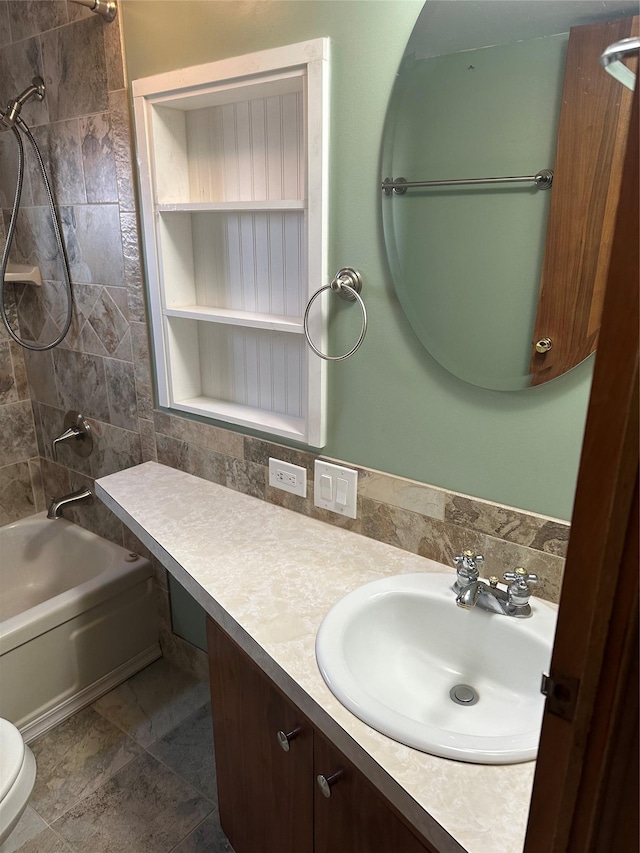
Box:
left=0, top=513, right=153, bottom=656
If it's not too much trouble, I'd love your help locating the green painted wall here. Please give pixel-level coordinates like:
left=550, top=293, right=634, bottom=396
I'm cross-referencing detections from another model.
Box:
left=122, top=0, right=592, bottom=523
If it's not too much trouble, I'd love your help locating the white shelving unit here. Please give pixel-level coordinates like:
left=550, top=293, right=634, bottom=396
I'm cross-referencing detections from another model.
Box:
left=132, top=39, right=330, bottom=446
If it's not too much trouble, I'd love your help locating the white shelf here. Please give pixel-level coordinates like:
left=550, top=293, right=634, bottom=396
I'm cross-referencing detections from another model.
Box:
left=163, top=305, right=304, bottom=334
left=133, top=39, right=329, bottom=448
left=171, top=396, right=307, bottom=442
left=158, top=209, right=307, bottom=317
left=157, top=200, right=306, bottom=213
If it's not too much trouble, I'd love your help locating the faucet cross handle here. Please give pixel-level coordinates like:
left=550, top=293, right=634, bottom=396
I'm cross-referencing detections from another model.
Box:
left=453, top=549, right=484, bottom=570
left=503, top=567, right=538, bottom=608
left=453, top=549, right=484, bottom=585
left=503, top=567, right=538, bottom=585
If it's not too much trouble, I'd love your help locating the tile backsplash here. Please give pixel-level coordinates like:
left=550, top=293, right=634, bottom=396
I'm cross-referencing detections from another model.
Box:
left=0, top=1, right=568, bottom=619
left=150, top=411, right=568, bottom=604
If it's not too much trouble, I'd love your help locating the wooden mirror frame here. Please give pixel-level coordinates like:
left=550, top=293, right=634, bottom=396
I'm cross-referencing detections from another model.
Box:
left=530, top=14, right=638, bottom=385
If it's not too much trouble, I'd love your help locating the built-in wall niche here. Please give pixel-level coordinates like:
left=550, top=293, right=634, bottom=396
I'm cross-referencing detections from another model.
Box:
left=133, top=40, right=329, bottom=446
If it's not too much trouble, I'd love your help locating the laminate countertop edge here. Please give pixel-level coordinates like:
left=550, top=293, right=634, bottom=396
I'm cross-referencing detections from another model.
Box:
left=96, top=461, right=536, bottom=853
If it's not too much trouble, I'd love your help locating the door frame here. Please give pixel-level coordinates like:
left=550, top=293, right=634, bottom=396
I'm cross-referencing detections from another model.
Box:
left=524, top=81, right=639, bottom=853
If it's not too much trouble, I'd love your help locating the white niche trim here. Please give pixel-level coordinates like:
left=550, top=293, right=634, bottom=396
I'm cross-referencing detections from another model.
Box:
left=132, top=39, right=330, bottom=447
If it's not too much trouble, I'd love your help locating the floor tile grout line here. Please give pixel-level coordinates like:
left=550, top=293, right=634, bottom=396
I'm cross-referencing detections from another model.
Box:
left=11, top=661, right=214, bottom=852
left=146, top=747, right=219, bottom=809
left=142, top=740, right=218, bottom=809
left=141, top=699, right=219, bottom=807
left=89, top=681, right=211, bottom=749
left=88, top=698, right=210, bottom=749
left=36, top=746, right=142, bottom=828
left=45, top=750, right=217, bottom=833
left=28, top=709, right=145, bottom=828
left=164, top=810, right=223, bottom=853
left=48, top=822, right=82, bottom=853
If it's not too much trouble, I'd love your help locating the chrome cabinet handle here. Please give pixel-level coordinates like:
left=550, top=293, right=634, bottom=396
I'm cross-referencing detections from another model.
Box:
left=276, top=726, right=302, bottom=752
left=316, top=769, right=344, bottom=798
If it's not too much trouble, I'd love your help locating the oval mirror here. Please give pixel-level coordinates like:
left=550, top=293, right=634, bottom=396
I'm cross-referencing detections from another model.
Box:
left=382, top=0, right=638, bottom=390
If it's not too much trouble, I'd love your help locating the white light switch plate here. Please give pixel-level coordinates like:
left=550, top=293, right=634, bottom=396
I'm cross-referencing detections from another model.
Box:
left=314, top=460, right=358, bottom=518
left=268, top=458, right=307, bottom=497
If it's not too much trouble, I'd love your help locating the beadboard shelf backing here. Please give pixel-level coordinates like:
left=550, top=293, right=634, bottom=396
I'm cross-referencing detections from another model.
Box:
left=133, top=39, right=330, bottom=447
left=165, top=317, right=307, bottom=438
left=157, top=210, right=307, bottom=316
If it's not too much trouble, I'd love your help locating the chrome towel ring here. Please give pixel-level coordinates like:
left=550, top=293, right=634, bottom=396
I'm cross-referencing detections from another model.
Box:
left=303, top=268, right=367, bottom=361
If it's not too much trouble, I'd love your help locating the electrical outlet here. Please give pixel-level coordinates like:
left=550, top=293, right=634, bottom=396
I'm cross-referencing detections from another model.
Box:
left=314, top=460, right=358, bottom=519
left=268, top=458, right=307, bottom=497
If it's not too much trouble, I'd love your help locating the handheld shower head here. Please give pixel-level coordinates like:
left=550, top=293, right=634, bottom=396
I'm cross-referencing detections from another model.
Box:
left=0, top=76, right=45, bottom=131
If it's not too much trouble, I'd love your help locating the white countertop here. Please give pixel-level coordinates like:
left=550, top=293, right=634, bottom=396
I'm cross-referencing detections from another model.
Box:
left=96, top=461, right=536, bottom=853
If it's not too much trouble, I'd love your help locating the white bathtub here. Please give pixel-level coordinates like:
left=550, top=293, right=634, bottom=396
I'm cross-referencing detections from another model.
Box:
left=0, top=512, right=161, bottom=742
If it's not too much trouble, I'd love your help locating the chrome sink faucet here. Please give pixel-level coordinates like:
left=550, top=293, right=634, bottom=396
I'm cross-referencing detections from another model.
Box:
left=47, top=486, right=93, bottom=519
left=453, top=549, right=538, bottom=618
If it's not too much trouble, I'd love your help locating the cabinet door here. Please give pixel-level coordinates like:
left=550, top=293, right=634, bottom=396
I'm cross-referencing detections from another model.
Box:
left=207, top=618, right=313, bottom=853
left=314, top=730, right=435, bottom=853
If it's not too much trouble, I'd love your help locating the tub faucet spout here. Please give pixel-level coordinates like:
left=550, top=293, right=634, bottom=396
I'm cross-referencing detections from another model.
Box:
left=47, top=486, right=93, bottom=519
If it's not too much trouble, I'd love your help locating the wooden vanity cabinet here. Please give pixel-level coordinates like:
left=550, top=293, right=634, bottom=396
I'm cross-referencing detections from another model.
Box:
left=206, top=617, right=313, bottom=853
left=206, top=617, right=436, bottom=853
left=313, top=729, right=436, bottom=853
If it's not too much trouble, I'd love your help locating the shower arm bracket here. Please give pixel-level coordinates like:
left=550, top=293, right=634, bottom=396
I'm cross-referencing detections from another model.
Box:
left=71, top=0, right=117, bottom=23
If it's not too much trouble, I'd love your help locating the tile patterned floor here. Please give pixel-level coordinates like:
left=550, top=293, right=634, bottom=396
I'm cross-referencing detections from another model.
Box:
left=1, top=659, right=235, bottom=853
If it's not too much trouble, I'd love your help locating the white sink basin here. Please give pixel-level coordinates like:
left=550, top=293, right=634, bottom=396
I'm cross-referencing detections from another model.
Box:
left=316, top=572, right=557, bottom=764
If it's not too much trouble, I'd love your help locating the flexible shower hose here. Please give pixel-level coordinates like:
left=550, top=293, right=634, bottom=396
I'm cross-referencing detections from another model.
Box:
left=0, top=122, right=73, bottom=350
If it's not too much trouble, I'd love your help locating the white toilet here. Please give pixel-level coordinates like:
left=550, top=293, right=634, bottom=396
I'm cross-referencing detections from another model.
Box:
left=0, top=718, right=36, bottom=845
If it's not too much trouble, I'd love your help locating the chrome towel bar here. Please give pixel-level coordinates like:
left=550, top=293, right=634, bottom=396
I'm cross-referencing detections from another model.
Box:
left=303, top=268, right=367, bottom=361
left=382, top=169, right=553, bottom=195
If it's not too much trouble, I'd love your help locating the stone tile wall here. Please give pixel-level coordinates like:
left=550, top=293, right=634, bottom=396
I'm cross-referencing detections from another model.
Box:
left=151, top=410, right=569, bottom=602
left=0, top=273, right=41, bottom=523
left=0, top=0, right=150, bottom=530
left=0, top=2, right=569, bottom=654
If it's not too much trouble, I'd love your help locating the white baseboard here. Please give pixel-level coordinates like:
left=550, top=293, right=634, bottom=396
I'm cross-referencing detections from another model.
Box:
left=20, top=644, right=162, bottom=744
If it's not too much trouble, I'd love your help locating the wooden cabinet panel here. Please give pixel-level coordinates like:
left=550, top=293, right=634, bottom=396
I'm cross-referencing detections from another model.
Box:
left=207, top=616, right=436, bottom=853
left=313, top=730, right=435, bottom=853
left=207, top=618, right=313, bottom=853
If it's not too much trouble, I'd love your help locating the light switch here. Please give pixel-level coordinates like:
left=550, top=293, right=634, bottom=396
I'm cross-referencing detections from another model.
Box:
left=320, top=473, right=333, bottom=501
left=314, top=460, right=358, bottom=519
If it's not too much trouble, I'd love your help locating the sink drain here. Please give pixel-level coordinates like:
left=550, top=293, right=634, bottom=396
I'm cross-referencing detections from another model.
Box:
left=450, top=684, right=479, bottom=706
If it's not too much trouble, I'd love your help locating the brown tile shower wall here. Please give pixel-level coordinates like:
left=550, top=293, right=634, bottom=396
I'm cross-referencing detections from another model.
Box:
left=0, top=275, right=41, bottom=523
left=0, top=98, right=41, bottom=524
left=0, top=2, right=569, bottom=613
left=0, top=1, right=148, bottom=529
